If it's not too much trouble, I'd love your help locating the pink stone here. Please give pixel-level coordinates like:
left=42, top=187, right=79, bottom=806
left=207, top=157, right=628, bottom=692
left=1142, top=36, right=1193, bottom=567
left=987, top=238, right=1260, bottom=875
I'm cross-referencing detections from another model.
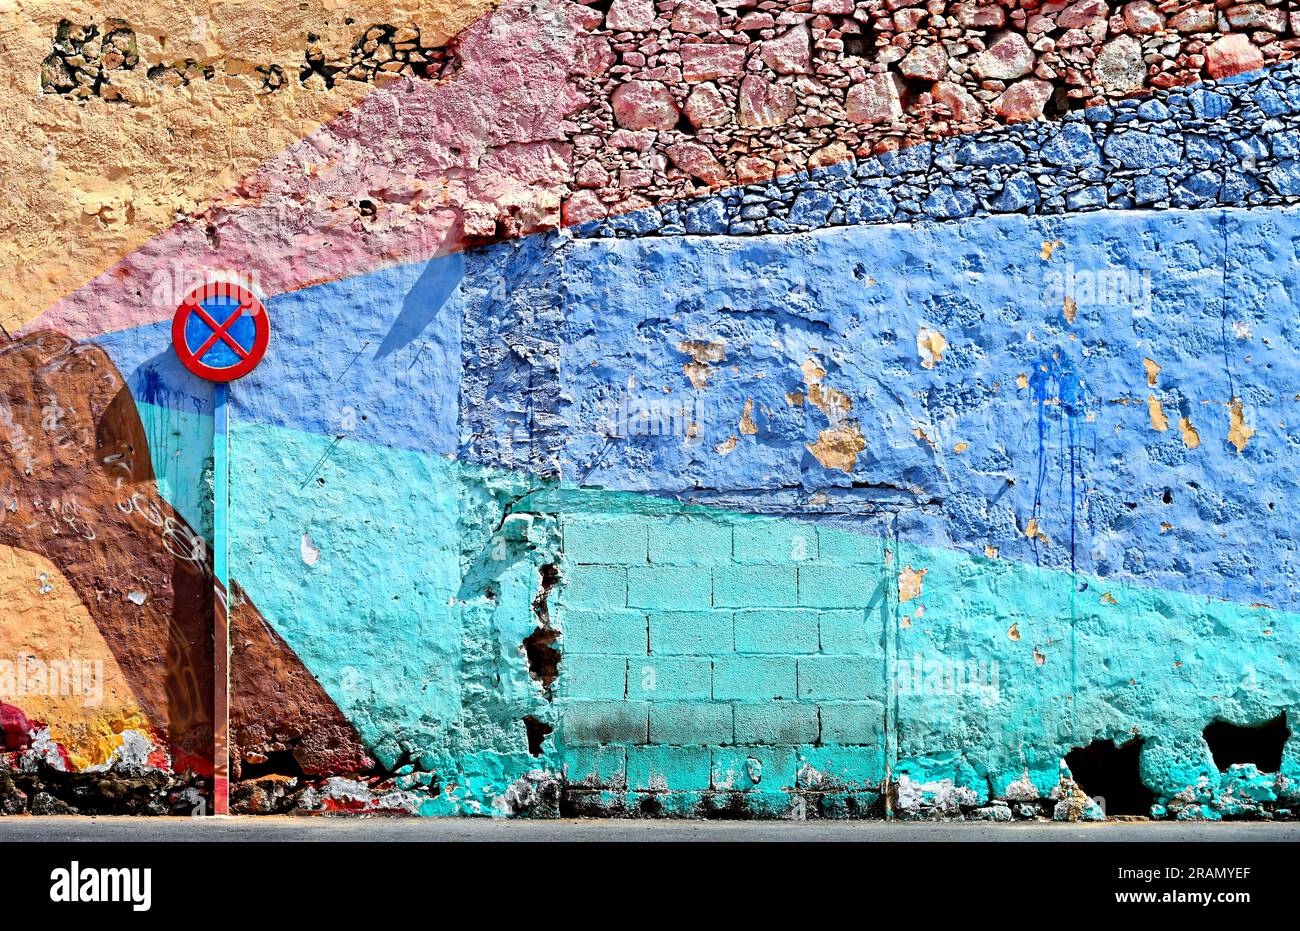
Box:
left=893, top=8, right=926, bottom=30
left=611, top=80, right=680, bottom=130
left=845, top=72, right=905, bottom=124
left=972, top=31, right=1036, bottom=81
left=811, top=0, right=854, bottom=13
left=606, top=0, right=655, bottom=32
left=735, top=12, right=775, bottom=29
left=953, top=1, right=1006, bottom=28
left=761, top=24, right=813, bottom=74
left=608, top=129, right=657, bottom=151
left=685, top=82, right=731, bottom=126
left=574, top=36, right=616, bottom=78
left=808, top=142, right=852, bottom=170
left=1121, top=1, right=1165, bottom=34
left=899, top=43, right=948, bottom=81
left=563, top=191, right=608, bottom=226
left=681, top=43, right=747, bottom=82
left=737, top=74, right=797, bottom=127
left=735, top=155, right=775, bottom=183
left=1056, top=0, right=1108, bottom=29
left=992, top=78, right=1053, bottom=121
left=671, top=0, right=722, bottom=34
left=665, top=141, right=727, bottom=185
left=1206, top=33, right=1264, bottom=79
left=932, top=80, right=984, bottom=121
left=1169, top=4, right=1214, bottom=32
left=1225, top=4, right=1288, bottom=33
left=574, top=161, right=609, bottom=189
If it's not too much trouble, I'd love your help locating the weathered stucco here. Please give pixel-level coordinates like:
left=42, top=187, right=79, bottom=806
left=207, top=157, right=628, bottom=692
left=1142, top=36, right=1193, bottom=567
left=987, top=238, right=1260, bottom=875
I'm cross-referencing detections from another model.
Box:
left=3, top=0, right=1300, bottom=820
left=0, top=0, right=498, bottom=334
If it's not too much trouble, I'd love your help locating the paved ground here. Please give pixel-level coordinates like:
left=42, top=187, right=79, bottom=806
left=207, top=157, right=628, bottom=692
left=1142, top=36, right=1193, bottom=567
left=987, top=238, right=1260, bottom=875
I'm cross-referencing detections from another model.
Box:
left=0, top=816, right=1296, bottom=842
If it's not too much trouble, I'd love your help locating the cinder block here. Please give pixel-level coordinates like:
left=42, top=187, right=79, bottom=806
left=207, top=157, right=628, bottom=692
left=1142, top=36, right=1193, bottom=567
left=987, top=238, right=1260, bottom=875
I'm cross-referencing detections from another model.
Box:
left=713, top=565, right=797, bottom=608
left=647, top=517, right=733, bottom=566
left=563, top=746, right=627, bottom=789
left=648, top=702, right=733, bottom=745
left=628, top=656, right=712, bottom=701
left=733, top=520, right=818, bottom=565
left=797, top=565, right=882, bottom=609
left=818, top=701, right=885, bottom=746
left=559, top=608, right=647, bottom=655
left=564, top=516, right=647, bottom=565
left=627, top=566, right=712, bottom=610
left=649, top=610, right=733, bottom=655
left=711, top=746, right=799, bottom=791
left=733, top=701, right=819, bottom=744
left=798, top=744, right=886, bottom=787
left=627, top=745, right=713, bottom=790
left=557, top=655, right=627, bottom=700
left=558, top=565, right=627, bottom=609
left=714, top=656, right=797, bottom=700
left=819, top=609, right=883, bottom=654
left=816, top=526, right=885, bottom=565
left=734, top=609, right=820, bottom=654
left=559, top=701, right=648, bottom=746
left=797, top=656, right=884, bottom=700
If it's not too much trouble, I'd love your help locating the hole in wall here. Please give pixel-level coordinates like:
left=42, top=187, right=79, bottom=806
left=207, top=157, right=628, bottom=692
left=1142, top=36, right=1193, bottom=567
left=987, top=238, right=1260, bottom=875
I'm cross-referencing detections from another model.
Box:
left=522, top=627, right=562, bottom=688
left=1065, top=737, right=1154, bottom=817
left=523, top=563, right=562, bottom=689
left=1204, top=712, right=1289, bottom=773
left=522, top=716, right=552, bottom=757
left=238, top=748, right=306, bottom=781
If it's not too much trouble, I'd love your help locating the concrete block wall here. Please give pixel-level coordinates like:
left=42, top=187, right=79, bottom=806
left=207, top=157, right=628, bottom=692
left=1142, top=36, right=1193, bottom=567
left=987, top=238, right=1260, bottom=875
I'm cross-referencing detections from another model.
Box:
left=555, top=512, right=889, bottom=816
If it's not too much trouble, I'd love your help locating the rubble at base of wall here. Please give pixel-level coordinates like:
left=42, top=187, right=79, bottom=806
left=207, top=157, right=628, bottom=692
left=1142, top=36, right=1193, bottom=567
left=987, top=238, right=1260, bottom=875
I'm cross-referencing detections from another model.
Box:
left=0, top=758, right=209, bottom=816
left=219, top=764, right=1299, bottom=822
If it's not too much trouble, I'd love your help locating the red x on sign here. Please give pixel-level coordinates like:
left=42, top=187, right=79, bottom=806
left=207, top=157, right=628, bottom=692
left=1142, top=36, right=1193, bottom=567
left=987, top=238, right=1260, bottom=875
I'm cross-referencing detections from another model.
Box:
left=171, top=283, right=270, bottom=382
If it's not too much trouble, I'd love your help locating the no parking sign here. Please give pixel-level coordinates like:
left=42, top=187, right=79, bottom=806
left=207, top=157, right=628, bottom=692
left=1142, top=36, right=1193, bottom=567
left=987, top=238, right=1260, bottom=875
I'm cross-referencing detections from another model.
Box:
left=171, top=283, right=270, bottom=381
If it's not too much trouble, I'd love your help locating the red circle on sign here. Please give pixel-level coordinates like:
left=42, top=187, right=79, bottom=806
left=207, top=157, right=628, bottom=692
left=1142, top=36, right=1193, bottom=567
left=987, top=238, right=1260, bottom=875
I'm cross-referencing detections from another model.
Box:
left=171, top=283, right=270, bottom=382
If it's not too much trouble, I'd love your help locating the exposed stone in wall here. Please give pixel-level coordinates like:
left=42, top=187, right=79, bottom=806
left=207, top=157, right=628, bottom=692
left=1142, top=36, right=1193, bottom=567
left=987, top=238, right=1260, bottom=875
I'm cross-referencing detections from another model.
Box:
left=301, top=24, right=455, bottom=88
left=42, top=19, right=456, bottom=99
left=573, top=60, right=1300, bottom=237
left=560, top=0, right=1299, bottom=224
left=40, top=19, right=139, bottom=102
left=23, top=0, right=1296, bottom=344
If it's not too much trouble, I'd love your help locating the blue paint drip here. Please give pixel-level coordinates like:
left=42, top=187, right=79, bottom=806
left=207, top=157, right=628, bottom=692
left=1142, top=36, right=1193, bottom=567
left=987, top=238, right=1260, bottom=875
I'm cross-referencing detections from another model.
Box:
left=1028, top=354, right=1085, bottom=570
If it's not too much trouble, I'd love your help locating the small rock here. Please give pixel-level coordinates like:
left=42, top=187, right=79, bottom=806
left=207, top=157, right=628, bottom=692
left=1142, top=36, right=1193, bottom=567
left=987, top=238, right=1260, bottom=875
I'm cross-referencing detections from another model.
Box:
left=900, top=43, right=948, bottom=82
left=992, top=78, right=1054, bottom=121
left=845, top=73, right=905, bottom=124
left=1205, top=33, right=1264, bottom=80
left=606, top=0, right=655, bottom=32
left=972, top=31, right=1036, bottom=81
left=610, top=80, right=679, bottom=130
left=761, top=24, right=812, bottom=74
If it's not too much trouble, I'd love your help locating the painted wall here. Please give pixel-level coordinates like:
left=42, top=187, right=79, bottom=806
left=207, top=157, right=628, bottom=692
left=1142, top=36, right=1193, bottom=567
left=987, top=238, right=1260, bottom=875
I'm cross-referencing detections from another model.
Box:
left=2, top=0, right=1298, bottom=819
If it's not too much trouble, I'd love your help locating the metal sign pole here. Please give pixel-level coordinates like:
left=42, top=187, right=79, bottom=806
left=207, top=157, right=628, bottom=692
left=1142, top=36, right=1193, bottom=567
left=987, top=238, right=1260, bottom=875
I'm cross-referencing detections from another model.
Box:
left=212, top=381, right=230, bottom=816
left=172, top=282, right=268, bottom=817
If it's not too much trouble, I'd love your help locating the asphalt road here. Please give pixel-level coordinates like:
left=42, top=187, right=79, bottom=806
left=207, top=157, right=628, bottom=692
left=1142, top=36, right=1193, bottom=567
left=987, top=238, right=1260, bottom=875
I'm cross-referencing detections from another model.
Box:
left=0, top=816, right=1296, bottom=842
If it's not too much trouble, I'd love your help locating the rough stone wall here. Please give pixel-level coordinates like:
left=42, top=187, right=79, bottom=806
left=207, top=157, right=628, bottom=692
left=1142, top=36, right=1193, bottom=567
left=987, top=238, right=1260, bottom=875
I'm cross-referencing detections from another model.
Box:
left=2, top=0, right=1299, bottom=820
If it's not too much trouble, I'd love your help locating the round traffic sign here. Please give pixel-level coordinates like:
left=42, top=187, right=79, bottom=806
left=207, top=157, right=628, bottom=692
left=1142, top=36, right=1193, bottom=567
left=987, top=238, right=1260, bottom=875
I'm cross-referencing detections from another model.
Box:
left=171, top=283, right=270, bottom=382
